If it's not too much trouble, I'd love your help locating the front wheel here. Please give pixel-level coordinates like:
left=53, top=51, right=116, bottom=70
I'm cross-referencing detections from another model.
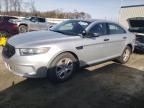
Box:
left=47, top=53, right=78, bottom=82
left=115, top=46, right=131, bottom=64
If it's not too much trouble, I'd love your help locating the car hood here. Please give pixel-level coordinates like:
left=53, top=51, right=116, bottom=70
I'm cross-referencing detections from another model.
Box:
left=8, top=31, right=80, bottom=48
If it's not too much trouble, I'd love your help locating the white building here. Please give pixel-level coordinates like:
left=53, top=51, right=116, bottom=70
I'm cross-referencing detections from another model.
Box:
left=119, top=5, right=144, bottom=29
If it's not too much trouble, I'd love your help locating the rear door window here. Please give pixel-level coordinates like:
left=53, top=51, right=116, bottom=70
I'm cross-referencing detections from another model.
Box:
left=108, top=23, right=126, bottom=34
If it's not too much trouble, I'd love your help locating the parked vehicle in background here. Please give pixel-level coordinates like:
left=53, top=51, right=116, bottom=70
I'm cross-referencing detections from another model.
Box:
left=128, top=17, right=144, bottom=52
left=2, top=19, right=135, bottom=82
left=0, top=16, right=19, bottom=37
left=135, top=33, right=144, bottom=52
left=16, top=16, right=49, bottom=33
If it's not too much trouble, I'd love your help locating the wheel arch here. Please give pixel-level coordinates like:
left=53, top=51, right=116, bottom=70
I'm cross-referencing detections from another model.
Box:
left=65, top=51, right=79, bottom=61
left=50, top=51, right=80, bottom=67
left=127, top=44, right=133, bottom=52
left=19, top=23, right=28, bottom=27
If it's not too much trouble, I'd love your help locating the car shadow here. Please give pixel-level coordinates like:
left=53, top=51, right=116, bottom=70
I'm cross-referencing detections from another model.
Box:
left=0, top=63, right=144, bottom=108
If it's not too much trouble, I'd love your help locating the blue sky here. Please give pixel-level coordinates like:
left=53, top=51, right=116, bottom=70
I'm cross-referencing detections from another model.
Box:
left=29, top=0, right=144, bottom=20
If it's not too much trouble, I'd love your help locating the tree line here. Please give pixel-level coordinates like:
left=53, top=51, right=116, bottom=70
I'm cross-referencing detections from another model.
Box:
left=0, top=0, right=91, bottom=19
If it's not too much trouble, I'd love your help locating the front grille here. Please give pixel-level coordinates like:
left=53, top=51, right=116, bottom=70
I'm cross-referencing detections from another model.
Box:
left=2, top=44, right=15, bottom=58
left=136, top=35, right=144, bottom=43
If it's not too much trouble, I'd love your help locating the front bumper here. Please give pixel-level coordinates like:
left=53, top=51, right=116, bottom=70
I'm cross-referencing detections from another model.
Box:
left=2, top=50, right=54, bottom=78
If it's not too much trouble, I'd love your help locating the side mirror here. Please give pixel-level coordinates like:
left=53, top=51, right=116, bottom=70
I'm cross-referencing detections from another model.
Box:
left=81, top=30, right=101, bottom=38
left=82, top=30, right=87, bottom=36
left=92, top=33, right=101, bottom=37
left=86, top=32, right=101, bottom=38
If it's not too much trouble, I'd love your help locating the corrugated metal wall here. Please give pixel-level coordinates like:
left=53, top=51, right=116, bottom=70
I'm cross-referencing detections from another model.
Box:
left=119, top=6, right=144, bottom=28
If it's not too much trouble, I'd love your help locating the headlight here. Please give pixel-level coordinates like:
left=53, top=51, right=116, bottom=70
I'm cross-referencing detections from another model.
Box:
left=19, top=48, right=49, bottom=56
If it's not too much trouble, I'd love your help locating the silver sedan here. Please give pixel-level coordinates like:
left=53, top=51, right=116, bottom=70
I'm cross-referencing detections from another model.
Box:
left=2, top=19, right=135, bottom=82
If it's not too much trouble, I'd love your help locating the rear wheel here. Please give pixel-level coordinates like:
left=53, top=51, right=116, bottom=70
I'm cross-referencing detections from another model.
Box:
left=47, top=53, right=78, bottom=82
left=115, top=46, right=131, bottom=64
left=19, top=25, right=28, bottom=33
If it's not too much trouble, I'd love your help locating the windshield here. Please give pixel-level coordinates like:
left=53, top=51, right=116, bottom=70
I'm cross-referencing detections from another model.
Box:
left=50, top=20, right=90, bottom=36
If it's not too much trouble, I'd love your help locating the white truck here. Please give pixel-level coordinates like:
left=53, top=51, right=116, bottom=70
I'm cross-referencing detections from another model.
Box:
left=16, top=16, right=49, bottom=33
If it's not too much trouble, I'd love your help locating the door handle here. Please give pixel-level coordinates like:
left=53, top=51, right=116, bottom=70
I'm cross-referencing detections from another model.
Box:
left=104, top=39, right=110, bottom=41
left=76, top=46, right=83, bottom=50
left=123, top=37, right=127, bottom=39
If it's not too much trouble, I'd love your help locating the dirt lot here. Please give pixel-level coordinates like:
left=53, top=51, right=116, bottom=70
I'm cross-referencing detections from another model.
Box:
left=0, top=47, right=144, bottom=108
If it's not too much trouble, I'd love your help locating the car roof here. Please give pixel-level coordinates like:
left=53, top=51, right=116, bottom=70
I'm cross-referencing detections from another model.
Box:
left=66, top=19, right=126, bottom=30
left=28, top=16, right=45, bottom=19
left=67, top=19, right=118, bottom=24
left=0, top=16, right=18, bottom=19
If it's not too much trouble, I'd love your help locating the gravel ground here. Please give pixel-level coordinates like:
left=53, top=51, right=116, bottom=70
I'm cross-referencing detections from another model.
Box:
left=0, top=47, right=144, bottom=108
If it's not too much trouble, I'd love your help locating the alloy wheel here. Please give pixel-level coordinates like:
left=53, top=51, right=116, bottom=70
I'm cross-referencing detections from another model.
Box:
left=56, top=58, right=74, bottom=80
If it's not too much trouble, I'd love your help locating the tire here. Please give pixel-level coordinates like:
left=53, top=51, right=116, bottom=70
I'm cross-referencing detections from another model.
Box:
left=19, top=25, right=28, bottom=33
left=47, top=53, right=78, bottom=83
left=115, top=46, right=132, bottom=64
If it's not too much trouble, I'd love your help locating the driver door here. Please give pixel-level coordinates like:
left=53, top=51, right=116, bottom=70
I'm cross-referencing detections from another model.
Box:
left=81, top=23, right=108, bottom=65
